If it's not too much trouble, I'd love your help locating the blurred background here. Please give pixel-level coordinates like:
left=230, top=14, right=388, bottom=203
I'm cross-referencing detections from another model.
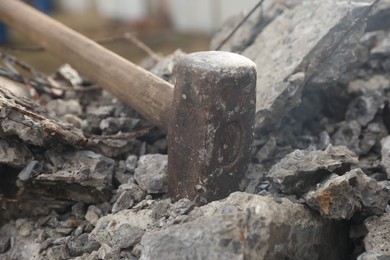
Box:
left=0, top=0, right=259, bottom=73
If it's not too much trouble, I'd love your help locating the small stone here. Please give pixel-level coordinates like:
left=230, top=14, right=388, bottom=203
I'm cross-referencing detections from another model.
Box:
left=134, top=154, right=168, bottom=194
left=345, top=92, right=383, bottom=126
left=46, top=245, right=70, bottom=260
left=46, top=99, right=82, bottom=117
left=151, top=200, right=171, bottom=220
left=125, top=155, right=138, bottom=173
left=112, top=191, right=134, bottom=213
left=117, top=183, right=145, bottom=202
left=67, top=233, right=101, bottom=257
left=112, top=224, right=144, bottom=249
left=269, top=145, right=358, bottom=195
left=0, top=139, right=33, bottom=168
left=85, top=205, right=100, bottom=226
left=18, top=220, right=34, bottom=237
left=71, top=202, right=86, bottom=219
left=331, top=121, right=362, bottom=154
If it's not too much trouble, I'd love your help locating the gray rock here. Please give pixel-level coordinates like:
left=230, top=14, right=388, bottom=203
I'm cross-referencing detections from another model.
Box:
left=363, top=213, right=390, bottom=257
left=346, top=92, right=384, bottom=126
left=46, top=99, right=82, bottom=117
left=88, top=138, right=141, bottom=158
left=220, top=0, right=374, bottom=129
left=46, top=244, right=70, bottom=260
left=89, top=209, right=151, bottom=249
left=28, top=150, right=114, bottom=203
left=71, top=202, right=86, bottom=220
left=381, top=136, right=390, bottom=179
left=112, top=224, right=144, bottom=249
left=0, top=139, right=32, bottom=168
left=141, top=192, right=351, bottom=260
left=134, top=154, right=168, bottom=194
left=66, top=233, right=101, bottom=257
left=117, top=183, right=146, bottom=202
left=99, top=117, right=139, bottom=135
left=85, top=205, right=101, bottom=226
left=111, top=191, right=135, bottom=213
left=269, top=145, right=358, bottom=195
left=305, top=169, right=390, bottom=220
left=125, top=155, right=138, bottom=173
left=332, top=120, right=362, bottom=154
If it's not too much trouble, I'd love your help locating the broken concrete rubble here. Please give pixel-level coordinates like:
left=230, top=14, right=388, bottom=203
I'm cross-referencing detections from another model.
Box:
left=1, top=0, right=390, bottom=259
left=269, top=145, right=358, bottom=195
left=305, top=169, right=390, bottom=220
left=134, top=154, right=168, bottom=194
left=140, top=192, right=351, bottom=260
left=27, top=150, right=114, bottom=204
left=362, top=213, right=390, bottom=257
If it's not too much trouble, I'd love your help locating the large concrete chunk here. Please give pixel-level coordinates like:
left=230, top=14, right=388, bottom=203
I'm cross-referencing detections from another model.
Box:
left=27, top=150, right=114, bottom=203
left=269, top=145, right=358, bottom=195
left=305, top=169, right=390, bottom=220
left=140, top=192, right=351, bottom=260
left=363, top=213, right=390, bottom=257
left=213, top=1, right=376, bottom=129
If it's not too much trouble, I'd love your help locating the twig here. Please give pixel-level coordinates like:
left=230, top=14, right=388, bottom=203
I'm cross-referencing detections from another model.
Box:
left=215, top=0, right=265, bottom=51
left=123, top=33, right=162, bottom=62
left=85, top=126, right=155, bottom=140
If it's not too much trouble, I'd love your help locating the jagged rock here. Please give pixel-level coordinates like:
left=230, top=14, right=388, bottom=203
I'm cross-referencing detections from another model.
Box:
left=89, top=209, right=151, bottom=249
left=332, top=121, right=362, bottom=154
left=363, top=213, right=390, bottom=257
left=140, top=192, right=351, bottom=260
left=305, top=169, right=390, bottom=220
left=125, top=155, right=138, bottom=173
left=134, top=154, right=168, bottom=194
left=111, top=191, right=135, bottom=213
left=213, top=0, right=375, bottom=130
left=345, top=92, right=384, bottom=126
left=46, top=99, right=82, bottom=117
left=27, top=150, right=114, bottom=204
left=269, top=145, right=358, bottom=195
left=0, top=139, right=32, bottom=168
left=66, top=234, right=101, bottom=257
left=381, top=136, right=390, bottom=179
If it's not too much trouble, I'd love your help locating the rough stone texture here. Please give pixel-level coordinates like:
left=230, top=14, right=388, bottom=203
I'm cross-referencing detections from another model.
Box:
left=28, top=150, right=114, bottom=203
left=46, top=99, right=82, bottom=117
left=212, top=0, right=376, bottom=130
left=357, top=251, right=390, bottom=260
left=363, top=213, right=390, bottom=257
left=0, top=139, right=32, bottom=168
left=381, top=136, right=390, bottom=179
left=269, top=145, right=358, bottom=195
left=89, top=209, right=152, bottom=249
left=134, top=154, right=168, bottom=194
left=66, top=234, right=101, bottom=257
left=305, top=169, right=390, bottom=220
left=140, top=192, right=351, bottom=260
left=111, top=191, right=134, bottom=213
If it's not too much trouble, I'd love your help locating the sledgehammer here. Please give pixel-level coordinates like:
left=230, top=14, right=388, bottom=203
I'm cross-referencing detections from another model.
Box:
left=0, top=0, right=256, bottom=203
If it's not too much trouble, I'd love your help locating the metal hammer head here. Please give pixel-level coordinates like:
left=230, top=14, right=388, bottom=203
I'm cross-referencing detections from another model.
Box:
left=168, top=51, right=257, bottom=204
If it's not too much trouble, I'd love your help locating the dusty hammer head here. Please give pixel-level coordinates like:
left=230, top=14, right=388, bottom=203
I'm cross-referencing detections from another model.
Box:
left=168, top=51, right=257, bottom=204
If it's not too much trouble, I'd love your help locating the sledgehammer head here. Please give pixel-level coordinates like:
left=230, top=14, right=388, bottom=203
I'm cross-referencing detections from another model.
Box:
left=168, top=51, right=257, bottom=204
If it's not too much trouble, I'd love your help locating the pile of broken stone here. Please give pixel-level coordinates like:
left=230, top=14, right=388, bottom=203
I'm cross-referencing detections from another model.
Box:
left=1, top=0, right=390, bottom=259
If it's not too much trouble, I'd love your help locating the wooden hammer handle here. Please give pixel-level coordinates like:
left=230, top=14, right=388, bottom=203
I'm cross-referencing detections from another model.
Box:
left=0, top=0, right=173, bottom=130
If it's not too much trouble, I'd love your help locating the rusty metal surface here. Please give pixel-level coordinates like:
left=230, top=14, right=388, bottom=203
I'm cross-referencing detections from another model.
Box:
left=168, top=51, right=257, bottom=203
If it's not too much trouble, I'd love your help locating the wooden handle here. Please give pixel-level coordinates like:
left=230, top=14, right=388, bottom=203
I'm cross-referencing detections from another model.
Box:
left=0, top=0, right=174, bottom=130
